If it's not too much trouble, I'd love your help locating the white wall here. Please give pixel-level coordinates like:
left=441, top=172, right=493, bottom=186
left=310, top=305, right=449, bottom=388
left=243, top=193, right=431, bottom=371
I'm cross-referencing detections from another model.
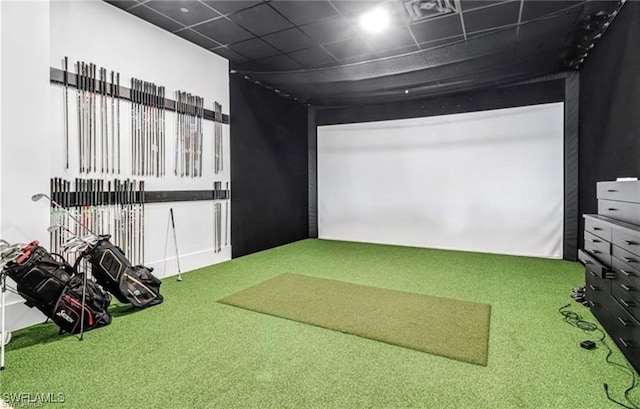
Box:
left=318, top=103, right=564, bottom=259
left=0, top=0, right=3, bottom=242
left=2, top=0, right=231, bottom=331
left=49, top=0, right=230, bottom=276
left=1, top=0, right=54, bottom=330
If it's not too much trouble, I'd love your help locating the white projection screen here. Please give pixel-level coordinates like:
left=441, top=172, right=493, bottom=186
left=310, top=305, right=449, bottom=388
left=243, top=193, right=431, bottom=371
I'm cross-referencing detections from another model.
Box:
left=318, top=103, right=564, bottom=258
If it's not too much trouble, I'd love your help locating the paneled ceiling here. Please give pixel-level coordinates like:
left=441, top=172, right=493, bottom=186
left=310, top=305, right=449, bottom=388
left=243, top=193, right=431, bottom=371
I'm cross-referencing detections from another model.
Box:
left=106, top=0, right=624, bottom=105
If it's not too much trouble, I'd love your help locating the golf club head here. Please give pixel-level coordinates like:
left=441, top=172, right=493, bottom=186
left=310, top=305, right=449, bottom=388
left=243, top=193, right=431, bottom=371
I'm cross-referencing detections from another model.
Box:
left=47, top=225, right=62, bottom=234
left=31, top=193, right=47, bottom=202
left=62, top=244, right=84, bottom=253
left=0, top=245, right=24, bottom=258
left=61, top=237, right=81, bottom=247
left=0, top=253, right=20, bottom=269
left=49, top=225, right=86, bottom=242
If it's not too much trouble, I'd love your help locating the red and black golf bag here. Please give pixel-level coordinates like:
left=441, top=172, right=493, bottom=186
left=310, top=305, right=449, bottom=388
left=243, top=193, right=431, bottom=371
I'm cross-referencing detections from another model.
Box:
left=78, top=236, right=163, bottom=308
left=4, top=241, right=111, bottom=334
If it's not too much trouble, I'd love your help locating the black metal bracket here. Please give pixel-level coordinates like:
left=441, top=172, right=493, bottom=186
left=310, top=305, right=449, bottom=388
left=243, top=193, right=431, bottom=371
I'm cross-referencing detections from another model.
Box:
left=52, top=189, right=229, bottom=206
left=50, top=67, right=230, bottom=125
left=145, top=190, right=230, bottom=203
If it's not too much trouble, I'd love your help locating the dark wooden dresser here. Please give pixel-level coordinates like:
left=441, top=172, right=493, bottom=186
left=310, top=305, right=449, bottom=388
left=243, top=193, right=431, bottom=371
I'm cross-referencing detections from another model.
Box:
left=581, top=180, right=640, bottom=373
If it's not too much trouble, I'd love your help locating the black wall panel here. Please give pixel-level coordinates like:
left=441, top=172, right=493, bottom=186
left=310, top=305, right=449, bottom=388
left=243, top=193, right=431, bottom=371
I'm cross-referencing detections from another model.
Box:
left=579, top=2, right=640, bottom=240
left=316, top=80, right=564, bottom=125
left=230, top=76, right=309, bottom=257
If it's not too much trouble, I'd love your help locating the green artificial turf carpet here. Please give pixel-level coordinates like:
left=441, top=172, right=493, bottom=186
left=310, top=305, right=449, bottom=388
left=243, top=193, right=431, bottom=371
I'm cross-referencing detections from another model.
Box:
left=0, top=239, right=638, bottom=408
left=219, top=273, right=491, bottom=366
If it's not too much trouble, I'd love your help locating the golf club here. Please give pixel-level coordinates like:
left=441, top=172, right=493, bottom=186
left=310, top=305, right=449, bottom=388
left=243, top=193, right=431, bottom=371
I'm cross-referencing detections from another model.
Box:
left=169, top=208, right=182, bottom=281
left=32, top=193, right=98, bottom=236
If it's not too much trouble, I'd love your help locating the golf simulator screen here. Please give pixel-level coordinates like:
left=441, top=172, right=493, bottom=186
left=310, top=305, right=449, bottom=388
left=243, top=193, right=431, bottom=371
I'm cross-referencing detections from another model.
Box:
left=317, top=103, right=564, bottom=258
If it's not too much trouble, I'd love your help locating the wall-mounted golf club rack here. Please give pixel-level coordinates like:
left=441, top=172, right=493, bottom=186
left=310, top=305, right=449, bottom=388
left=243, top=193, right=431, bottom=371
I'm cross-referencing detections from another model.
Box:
left=50, top=58, right=230, bottom=177
left=50, top=57, right=231, bottom=266
left=74, top=59, right=122, bottom=175
left=49, top=177, right=145, bottom=268
left=174, top=91, right=204, bottom=178
left=212, top=181, right=230, bottom=253
left=131, top=78, right=166, bottom=177
left=49, top=178, right=231, bottom=256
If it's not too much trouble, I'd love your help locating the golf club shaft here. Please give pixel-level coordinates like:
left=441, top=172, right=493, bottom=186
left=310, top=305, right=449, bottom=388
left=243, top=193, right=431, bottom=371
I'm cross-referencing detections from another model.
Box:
left=169, top=208, right=182, bottom=280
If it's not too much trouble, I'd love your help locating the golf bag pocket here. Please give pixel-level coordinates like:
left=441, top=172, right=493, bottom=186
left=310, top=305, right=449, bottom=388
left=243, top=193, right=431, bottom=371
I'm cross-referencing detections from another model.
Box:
left=5, top=242, right=73, bottom=314
left=85, top=237, right=128, bottom=300
left=120, top=266, right=163, bottom=308
left=84, top=237, right=163, bottom=308
left=51, top=274, right=112, bottom=334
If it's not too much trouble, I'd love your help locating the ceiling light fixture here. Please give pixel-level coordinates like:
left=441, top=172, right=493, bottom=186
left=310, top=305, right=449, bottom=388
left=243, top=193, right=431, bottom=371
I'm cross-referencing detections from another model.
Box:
left=180, top=7, right=189, bottom=13
left=402, top=0, right=457, bottom=22
left=360, top=7, right=390, bottom=34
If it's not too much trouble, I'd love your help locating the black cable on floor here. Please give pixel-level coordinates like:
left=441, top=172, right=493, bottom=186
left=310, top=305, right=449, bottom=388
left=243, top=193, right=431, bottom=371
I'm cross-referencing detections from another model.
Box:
left=559, top=304, right=639, bottom=409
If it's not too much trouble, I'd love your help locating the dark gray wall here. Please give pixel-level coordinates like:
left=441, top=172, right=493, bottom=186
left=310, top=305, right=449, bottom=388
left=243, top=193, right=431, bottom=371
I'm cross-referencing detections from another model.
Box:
left=316, top=80, right=564, bottom=125
left=230, top=76, right=309, bottom=257
left=579, top=2, right=640, bottom=234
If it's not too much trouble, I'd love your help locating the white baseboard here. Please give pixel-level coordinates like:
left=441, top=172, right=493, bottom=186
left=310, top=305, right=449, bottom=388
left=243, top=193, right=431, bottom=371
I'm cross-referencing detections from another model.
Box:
left=146, top=246, right=231, bottom=279
left=2, top=301, right=47, bottom=333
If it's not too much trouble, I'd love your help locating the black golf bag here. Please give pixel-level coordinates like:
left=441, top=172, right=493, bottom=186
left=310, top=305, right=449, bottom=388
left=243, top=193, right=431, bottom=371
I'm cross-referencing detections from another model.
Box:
left=80, top=236, right=163, bottom=308
left=4, top=241, right=111, bottom=334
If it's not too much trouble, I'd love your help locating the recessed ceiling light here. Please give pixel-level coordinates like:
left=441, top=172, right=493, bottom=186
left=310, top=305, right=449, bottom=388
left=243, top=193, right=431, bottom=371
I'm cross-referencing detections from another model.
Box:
left=180, top=7, right=189, bottom=13
left=360, top=7, right=390, bottom=34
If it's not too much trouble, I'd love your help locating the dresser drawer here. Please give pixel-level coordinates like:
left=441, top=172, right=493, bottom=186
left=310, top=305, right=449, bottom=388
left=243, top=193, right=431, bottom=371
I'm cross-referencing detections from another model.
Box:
left=612, top=228, right=640, bottom=258
left=612, top=256, right=640, bottom=281
left=584, top=239, right=611, bottom=266
left=584, top=231, right=611, bottom=258
left=615, top=274, right=640, bottom=304
left=585, top=216, right=612, bottom=241
left=586, top=268, right=611, bottom=301
left=588, top=294, right=610, bottom=329
left=612, top=282, right=640, bottom=322
left=612, top=245, right=640, bottom=268
left=599, top=200, right=640, bottom=225
left=579, top=249, right=608, bottom=278
left=598, top=181, right=640, bottom=203
left=608, top=302, right=640, bottom=354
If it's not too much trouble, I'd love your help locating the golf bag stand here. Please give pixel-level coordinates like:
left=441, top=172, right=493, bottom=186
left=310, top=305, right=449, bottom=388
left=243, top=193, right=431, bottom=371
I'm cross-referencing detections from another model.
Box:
left=1, top=272, right=7, bottom=370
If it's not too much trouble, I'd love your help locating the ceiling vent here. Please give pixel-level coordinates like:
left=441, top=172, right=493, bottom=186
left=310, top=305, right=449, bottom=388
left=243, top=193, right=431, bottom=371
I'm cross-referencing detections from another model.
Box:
left=402, top=0, right=459, bottom=22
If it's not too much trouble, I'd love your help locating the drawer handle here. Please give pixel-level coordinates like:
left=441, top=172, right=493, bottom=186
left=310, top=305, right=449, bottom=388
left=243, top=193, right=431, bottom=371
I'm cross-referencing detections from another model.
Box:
left=623, top=257, right=636, bottom=263
left=591, top=238, right=600, bottom=243
left=592, top=250, right=601, bottom=254
left=623, top=240, right=637, bottom=246
left=608, top=208, right=618, bottom=211
left=593, top=227, right=602, bottom=231
left=619, top=338, right=631, bottom=348
left=589, top=284, right=598, bottom=291
left=608, top=189, right=617, bottom=192
left=621, top=284, right=633, bottom=291
left=620, top=299, right=632, bottom=308
left=589, top=270, right=597, bottom=277
left=589, top=301, right=596, bottom=308
left=618, top=317, right=629, bottom=327
left=620, top=269, right=632, bottom=277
